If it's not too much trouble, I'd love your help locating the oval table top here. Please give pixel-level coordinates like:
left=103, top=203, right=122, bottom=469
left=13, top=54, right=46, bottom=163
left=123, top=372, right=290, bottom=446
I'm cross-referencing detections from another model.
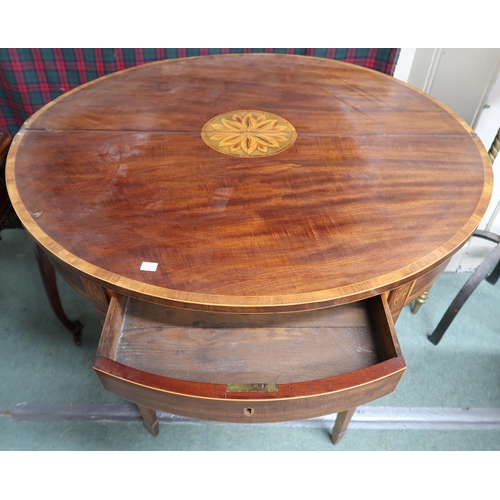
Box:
left=6, top=54, right=493, bottom=312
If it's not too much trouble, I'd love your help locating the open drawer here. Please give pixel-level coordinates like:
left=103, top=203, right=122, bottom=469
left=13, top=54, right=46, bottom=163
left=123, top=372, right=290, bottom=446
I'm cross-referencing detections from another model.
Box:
left=93, top=294, right=405, bottom=425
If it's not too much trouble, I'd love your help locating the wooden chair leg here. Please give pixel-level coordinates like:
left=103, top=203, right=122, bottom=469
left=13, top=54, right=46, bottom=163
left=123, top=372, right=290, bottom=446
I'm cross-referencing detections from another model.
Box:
left=428, top=242, right=500, bottom=345
left=137, top=405, right=159, bottom=436
left=411, top=288, right=431, bottom=314
left=33, top=243, right=83, bottom=345
left=331, top=408, right=356, bottom=444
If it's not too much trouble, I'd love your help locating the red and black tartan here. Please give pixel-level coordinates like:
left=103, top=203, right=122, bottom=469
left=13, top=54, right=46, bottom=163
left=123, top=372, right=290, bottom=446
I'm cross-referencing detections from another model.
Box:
left=0, top=48, right=400, bottom=136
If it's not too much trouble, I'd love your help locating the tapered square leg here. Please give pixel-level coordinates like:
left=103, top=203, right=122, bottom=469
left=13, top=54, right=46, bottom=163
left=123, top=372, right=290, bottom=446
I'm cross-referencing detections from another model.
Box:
left=137, top=405, right=159, bottom=436
left=332, top=408, right=356, bottom=444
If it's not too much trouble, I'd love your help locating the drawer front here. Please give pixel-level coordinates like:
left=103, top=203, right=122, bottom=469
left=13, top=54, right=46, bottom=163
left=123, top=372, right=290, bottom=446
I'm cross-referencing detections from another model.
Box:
left=95, top=359, right=405, bottom=423
left=94, top=292, right=406, bottom=423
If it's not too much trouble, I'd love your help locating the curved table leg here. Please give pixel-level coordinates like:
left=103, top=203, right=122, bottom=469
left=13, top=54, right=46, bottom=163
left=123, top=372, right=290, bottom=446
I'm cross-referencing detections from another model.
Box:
left=428, top=242, right=500, bottom=346
left=33, top=243, right=84, bottom=345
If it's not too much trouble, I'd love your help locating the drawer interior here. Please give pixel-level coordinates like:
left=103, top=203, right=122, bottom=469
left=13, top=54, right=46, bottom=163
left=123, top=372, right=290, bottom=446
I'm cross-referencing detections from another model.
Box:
left=96, top=293, right=402, bottom=387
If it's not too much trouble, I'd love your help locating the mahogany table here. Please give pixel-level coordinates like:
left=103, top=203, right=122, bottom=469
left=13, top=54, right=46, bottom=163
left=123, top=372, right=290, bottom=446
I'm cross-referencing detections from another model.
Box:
left=5, top=54, right=493, bottom=443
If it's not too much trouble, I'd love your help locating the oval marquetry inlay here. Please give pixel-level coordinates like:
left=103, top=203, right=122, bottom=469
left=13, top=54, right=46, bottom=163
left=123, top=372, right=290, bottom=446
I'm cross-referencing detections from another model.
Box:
left=201, top=110, right=297, bottom=157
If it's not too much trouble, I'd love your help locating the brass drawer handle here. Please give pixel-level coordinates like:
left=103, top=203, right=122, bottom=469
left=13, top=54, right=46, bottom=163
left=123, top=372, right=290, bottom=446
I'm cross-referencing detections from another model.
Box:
left=226, top=383, right=279, bottom=393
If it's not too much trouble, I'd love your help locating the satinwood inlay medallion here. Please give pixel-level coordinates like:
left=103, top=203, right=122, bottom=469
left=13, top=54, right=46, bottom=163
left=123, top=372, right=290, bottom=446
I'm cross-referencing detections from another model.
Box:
left=201, top=110, right=297, bottom=157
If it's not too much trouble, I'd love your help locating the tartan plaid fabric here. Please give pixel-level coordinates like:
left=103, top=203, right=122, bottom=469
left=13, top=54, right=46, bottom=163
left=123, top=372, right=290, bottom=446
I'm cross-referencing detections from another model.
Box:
left=0, top=48, right=400, bottom=136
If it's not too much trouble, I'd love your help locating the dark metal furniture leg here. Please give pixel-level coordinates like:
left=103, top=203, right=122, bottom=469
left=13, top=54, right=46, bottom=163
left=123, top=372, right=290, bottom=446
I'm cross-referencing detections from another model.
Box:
left=33, top=243, right=84, bottom=345
left=485, top=259, right=500, bottom=285
left=428, top=241, right=500, bottom=345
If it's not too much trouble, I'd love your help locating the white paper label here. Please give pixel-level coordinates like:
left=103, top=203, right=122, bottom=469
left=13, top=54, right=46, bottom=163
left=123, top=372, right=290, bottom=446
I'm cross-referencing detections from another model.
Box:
left=140, top=262, right=158, bottom=272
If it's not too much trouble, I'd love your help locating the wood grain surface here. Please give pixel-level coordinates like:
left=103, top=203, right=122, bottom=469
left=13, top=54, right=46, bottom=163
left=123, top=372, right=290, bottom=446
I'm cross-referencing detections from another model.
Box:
left=94, top=360, right=405, bottom=424
left=6, top=54, right=493, bottom=312
left=102, top=295, right=385, bottom=384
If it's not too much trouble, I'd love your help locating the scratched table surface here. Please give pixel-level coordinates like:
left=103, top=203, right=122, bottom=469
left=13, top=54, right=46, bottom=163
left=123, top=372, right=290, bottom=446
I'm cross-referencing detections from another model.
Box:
left=6, top=54, right=492, bottom=312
